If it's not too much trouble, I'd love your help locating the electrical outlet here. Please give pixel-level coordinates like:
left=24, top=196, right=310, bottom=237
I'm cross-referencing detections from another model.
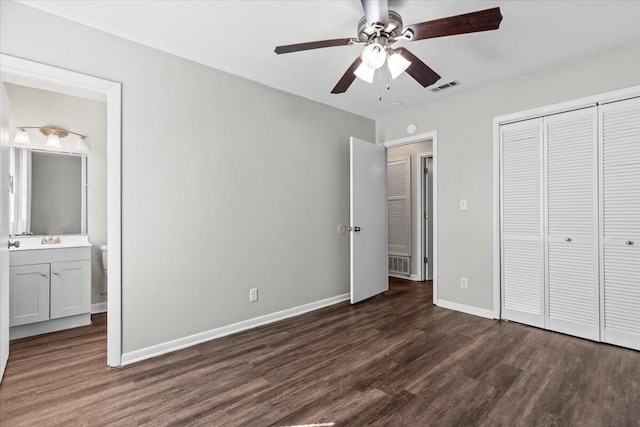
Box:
left=460, top=277, right=468, bottom=290
left=249, top=288, right=258, bottom=302
left=459, top=199, right=468, bottom=210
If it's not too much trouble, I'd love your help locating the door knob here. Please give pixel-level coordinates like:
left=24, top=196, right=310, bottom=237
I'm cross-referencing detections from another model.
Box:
left=8, top=240, right=20, bottom=248
left=349, top=226, right=361, bottom=232
left=565, top=237, right=572, bottom=242
left=626, top=241, right=634, bottom=245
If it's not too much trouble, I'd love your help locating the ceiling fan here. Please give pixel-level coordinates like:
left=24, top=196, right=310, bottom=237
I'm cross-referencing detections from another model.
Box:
left=274, top=0, right=503, bottom=94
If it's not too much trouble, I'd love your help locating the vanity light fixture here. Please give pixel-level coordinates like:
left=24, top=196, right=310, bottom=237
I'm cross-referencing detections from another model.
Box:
left=13, top=128, right=32, bottom=146
left=13, top=126, right=90, bottom=152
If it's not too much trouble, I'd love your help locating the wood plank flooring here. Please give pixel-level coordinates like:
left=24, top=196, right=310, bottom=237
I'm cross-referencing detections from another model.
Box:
left=1, top=277, right=639, bottom=426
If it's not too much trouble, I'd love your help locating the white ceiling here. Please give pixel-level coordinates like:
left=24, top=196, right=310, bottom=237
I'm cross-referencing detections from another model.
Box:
left=18, top=0, right=640, bottom=119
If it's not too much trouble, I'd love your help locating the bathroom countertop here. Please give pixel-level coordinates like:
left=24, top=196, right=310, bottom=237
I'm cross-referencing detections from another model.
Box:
left=9, top=235, right=92, bottom=251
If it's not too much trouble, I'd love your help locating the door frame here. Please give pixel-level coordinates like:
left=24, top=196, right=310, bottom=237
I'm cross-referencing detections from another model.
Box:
left=0, top=54, right=123, bottom=367
left=417, top=152, right=433, bottom=282
left=382, top=131, right=438, bottom=304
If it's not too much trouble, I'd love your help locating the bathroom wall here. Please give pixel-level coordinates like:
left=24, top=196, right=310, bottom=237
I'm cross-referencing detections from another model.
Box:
left=1, top=1, right=374, bottom=354
left=387, top=139, right=432, bottom=277
left=5, top=83, right=108, bottom=305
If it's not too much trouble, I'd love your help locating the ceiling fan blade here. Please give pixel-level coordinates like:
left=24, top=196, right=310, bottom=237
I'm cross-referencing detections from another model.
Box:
left=331, top=57, right=363, bottom=94
left=404, top=7, right=503, bottom=41
left=275, top=38, right=355, bottom=54
left=361, top=0, right=389, bottom=27
left=394, top=48, right=441, bottom=87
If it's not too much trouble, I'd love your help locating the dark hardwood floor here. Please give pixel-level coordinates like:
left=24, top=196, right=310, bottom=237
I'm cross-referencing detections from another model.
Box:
left=1, top=277, right=639, bottom=426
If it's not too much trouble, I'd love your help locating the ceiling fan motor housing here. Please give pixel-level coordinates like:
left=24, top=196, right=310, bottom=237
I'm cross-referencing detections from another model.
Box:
left=357, top=10, right=403, bottom=42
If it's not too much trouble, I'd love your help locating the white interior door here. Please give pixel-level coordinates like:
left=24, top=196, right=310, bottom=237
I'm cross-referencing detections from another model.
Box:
left=350, top=137, right=388, bottom=304
left=1, top=82, right=10, bottom=382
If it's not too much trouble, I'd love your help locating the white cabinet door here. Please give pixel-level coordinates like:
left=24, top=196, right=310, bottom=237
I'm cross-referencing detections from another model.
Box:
left=500, top=118, right=545, bottom=328
left=600, top=97, right=640, bottom=350
left=50, top=260, right=91, bottom=319
left=545, top=107, right=599, bottom=340
left=10, top=264, right=50, bottom=327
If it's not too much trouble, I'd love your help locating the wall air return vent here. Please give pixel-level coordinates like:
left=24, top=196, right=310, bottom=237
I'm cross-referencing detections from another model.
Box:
left=431, top=80, right=461, bottom=93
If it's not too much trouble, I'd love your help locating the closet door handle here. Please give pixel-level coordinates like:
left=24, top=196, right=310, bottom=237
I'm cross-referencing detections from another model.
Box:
left=40, top=273, right=46, bottom=277
left=53, top=271, right=60, bottom=275
left=626, top=241, right=634, bottom=245
left=565, top=237, right=572, bottom=242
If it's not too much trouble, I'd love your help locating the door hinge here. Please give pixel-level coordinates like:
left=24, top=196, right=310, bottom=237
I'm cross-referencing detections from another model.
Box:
left=424, top=212, right=429, bottom=219
left=424, top=257, right=428, bottom=264
left=424, top=168, right=429, bottom=175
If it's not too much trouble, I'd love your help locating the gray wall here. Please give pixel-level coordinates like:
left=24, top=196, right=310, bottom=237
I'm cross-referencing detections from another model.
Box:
left=387, top=139, right=432, bottom=276
left=377, top=42, right=640, bottom=311
left=6, top=83, right=108, bottom=305
left=1, top=1, right=374, bottom=353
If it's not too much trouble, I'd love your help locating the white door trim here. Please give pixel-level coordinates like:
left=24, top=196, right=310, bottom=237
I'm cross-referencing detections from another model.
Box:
left=381, top=131, right=438, bottom=304
left=415, top=151, right=432, bottom=282
left=0, top=54, right=123, bottom=367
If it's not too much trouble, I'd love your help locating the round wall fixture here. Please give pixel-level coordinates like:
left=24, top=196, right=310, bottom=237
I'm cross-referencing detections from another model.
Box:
left=337, top=224, right=347, bottom=235
left=407, top=123, right=417, bottom=135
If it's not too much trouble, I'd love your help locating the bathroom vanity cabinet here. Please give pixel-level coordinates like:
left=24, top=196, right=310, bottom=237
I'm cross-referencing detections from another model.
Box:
left=9, top=242, right=92, bottom=339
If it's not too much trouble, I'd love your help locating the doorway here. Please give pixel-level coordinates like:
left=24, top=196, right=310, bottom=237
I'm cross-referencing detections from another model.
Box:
left=0, top=54, right=122, bottom=370
left=383, top=131, right=438, bottom=303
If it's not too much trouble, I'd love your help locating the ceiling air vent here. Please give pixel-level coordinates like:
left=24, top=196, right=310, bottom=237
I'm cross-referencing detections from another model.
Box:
left=431, top=80, right=461, bottom=93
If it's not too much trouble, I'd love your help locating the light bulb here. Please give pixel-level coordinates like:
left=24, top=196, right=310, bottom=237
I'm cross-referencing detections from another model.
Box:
left=13, top=128, right=32, bottom=146
left=361, top=43, right=387, bottom=70
left=46, top=133, right=61, bottom=149
left=354, top=62, right=375, bottom=83
left=387, top=52, right=412, bottom=80
left=75, top=137, right=90, bottom=153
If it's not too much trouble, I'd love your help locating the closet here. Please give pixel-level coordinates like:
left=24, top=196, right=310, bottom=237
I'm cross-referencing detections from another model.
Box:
left=499, top=95, right=640, bottom=351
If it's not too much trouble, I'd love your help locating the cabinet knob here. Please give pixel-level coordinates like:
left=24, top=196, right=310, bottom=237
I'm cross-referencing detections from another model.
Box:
left=626, top=241, right=634, bottom=246
left=565, top=237, right=572, bottom=242
left=53, top=271, right=59, bottom=275
left=41, top=273, right=46, bottom=277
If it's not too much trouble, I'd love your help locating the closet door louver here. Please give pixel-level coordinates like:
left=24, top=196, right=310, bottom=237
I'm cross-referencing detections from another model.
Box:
left=387, top=157, right=411, bottom=256
left=500, top=118, right=545, bottom=327
left=545, top=107, right=599, bottom=340
left=600, top=97, right=640, bottom=351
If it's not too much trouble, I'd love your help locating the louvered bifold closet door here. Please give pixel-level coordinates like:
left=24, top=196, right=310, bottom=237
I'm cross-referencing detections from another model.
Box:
left=387, top=157, right=411, bottom=256
left=501, top=118, right=545, bottom=327
left=600, top=97, right=640, bottom=351
left=545, top=107, right=599, bottom=340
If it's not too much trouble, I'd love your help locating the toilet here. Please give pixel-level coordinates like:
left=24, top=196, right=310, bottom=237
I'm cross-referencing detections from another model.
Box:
left=100, top=245, right=108, bottom=272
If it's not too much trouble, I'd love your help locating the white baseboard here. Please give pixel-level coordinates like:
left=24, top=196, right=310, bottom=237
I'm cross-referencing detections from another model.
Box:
left=121, top=292, right=350, bottom=366
left=435, top=299, right=495, bottom=319
left=91, top=302, right=107, bottom=314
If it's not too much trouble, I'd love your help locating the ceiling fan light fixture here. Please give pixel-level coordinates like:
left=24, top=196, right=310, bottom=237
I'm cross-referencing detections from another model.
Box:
left=354, top=62, right=375, bottom=83
left=361, top=42, right=387, bottom=69
left=387, top=52, right=412, bottom=80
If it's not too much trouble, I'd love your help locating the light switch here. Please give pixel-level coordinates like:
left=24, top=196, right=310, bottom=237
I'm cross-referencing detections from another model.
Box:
left=459, top=199, right=468, bottom=210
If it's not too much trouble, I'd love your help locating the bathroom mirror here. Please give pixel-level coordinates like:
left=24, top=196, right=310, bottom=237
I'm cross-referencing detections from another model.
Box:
left=9, top=148, right=87, bottom=237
